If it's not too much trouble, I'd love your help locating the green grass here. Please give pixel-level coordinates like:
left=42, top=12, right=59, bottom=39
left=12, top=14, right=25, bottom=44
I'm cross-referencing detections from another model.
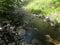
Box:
left=22, top=0, right=60, bottom=22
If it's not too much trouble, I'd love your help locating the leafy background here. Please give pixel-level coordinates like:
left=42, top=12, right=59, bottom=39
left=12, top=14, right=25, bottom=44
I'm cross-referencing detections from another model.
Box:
left=0, top=0, right=60, bottom=45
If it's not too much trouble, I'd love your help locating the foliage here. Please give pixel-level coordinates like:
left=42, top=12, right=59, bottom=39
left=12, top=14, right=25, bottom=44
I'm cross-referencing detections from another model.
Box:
left=0, top=0, right=60, bottom=45
left=0, top=0, right=22, bottom=13
left=23, top=0, right=60, bottom=15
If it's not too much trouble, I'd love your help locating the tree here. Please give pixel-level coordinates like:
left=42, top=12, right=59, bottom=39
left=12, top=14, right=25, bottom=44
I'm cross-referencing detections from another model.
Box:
left=0, top=0, right=24, bottom=45
left=0, top=0, right=23, bottom=13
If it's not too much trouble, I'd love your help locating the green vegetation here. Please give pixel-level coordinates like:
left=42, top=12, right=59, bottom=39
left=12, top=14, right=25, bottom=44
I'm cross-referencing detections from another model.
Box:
left=22, top=0, right=60, bottom=43
left=0, top=0, right=22, bottom=13
left=24, top=0, right=60, bottom=14
left=23, top=0, right=60, bottom=22
left=0, top=0, right=60, bottom=45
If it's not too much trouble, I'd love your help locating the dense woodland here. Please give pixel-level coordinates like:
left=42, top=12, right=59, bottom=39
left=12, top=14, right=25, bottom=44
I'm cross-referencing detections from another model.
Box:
left=0, top=0, right=60, bottom=45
